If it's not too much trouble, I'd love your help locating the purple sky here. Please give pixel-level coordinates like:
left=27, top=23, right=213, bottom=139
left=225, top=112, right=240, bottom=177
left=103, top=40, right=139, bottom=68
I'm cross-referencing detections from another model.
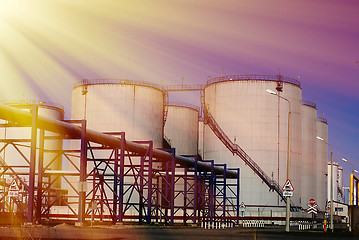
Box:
left=0, top=0, right=358, bottom=185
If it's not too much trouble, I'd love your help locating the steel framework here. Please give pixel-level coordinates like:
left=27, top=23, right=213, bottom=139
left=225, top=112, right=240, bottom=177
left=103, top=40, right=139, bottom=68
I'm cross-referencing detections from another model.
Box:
left=0, top=104, right=239, bottom=226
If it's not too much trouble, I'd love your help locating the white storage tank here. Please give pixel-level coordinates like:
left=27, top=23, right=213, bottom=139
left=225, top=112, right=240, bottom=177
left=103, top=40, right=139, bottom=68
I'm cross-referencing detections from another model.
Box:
left=203, top=75, right=303, bottom=207
left=72, top=79, right=164, bottom=148
left=0, top=100, right=64, bottom=187
left=164, top=103, right=199, bottom=156
left=163, top=103, right=199, bottom=217
left=316, top=116, right=328, bottom=210
left=301, top=100, right=317, bottom=207
left=70, top=79, right=164, bottom=214
left=328, top=162, right=339, bottom=202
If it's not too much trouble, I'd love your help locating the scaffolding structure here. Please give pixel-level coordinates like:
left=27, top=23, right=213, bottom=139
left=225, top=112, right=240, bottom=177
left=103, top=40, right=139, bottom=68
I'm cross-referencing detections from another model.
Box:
left=0, top=104, right=240, bottom=226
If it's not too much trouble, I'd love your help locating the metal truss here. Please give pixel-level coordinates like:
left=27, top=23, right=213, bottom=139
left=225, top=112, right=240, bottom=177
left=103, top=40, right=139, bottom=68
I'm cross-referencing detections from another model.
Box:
left=0, top=106, right=240, bottom=226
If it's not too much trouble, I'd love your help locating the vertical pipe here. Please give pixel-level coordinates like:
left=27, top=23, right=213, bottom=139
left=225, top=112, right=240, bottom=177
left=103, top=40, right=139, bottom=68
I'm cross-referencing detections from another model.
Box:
left=36, top=129, right=45, bottom=224
left=78, top=119, right=87, bottom=225
left=277, top=92, right=280, bottom=206
left=28, top=105, right=38, bottom=223
left=285, top=109, right=291, bottom=232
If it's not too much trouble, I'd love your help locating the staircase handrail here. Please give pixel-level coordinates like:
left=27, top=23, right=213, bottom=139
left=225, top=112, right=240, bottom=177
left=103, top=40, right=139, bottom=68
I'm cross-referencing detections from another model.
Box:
left=203, top=108, right=288, bottom=204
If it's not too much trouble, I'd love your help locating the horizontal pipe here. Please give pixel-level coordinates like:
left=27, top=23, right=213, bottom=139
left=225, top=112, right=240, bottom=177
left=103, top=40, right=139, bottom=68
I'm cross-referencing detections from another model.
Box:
left=0, top=104, right=238, bottom=178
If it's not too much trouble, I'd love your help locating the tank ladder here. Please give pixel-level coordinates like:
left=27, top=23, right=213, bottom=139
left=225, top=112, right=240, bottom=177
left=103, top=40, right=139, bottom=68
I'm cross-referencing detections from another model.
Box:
left=202, top=107, right=291, bottom=205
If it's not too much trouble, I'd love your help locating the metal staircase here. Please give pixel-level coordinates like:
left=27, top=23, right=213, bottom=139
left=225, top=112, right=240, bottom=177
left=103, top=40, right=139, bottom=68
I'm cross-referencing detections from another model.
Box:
left=202, top=107, right=289, bottom=204
left=337, top=186, right=344, bottom=203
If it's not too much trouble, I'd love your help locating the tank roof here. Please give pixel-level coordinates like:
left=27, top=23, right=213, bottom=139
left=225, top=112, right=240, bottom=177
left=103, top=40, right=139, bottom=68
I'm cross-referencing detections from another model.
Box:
left=74, top=79, right=162, bottom=91
left=168, top=102, right=200, bottom=112
left=0, top=100, right=64, bottom=112
left=302, top=100, right=317, bottom=109
left=206, top=74, right=301, bottom=88
left=317, top=116, right=328, bottom=124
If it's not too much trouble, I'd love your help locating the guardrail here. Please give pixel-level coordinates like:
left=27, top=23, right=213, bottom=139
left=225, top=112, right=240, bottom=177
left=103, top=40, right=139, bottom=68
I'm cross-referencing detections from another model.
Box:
left=206, top=75, right=301, bottom=88
left=317, top=116, right=328, bottom=124
left=0, top=100, right=64, bottom=111
left=302, top=100, right=317, bottom=109
left=74, top=79, right=162, bottom=90
left=167, top=102, right=200, bottom=112
left=75, top=75, right=301, bottom=93
left=203, top=107, right=289, bottom=205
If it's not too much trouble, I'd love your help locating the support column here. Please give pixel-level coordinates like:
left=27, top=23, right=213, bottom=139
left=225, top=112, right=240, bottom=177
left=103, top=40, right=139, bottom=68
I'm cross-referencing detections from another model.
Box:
left=78, top=120, right=87, bottom=226
left=194, top=156, right=198, bottom=224
left=146, top=141, right=153, bottom=224
left=236, top=168, right=240, bottom=225
left=169, top=148, right=175, bottom=225
left=208, top=160, right=215, bottom=226
left=28, top=105, right=38, bottom=223
left=139, top=154, right=144, bottom=224
left=222, top=164, right=227, bottom=223
left=113, top=148, right=119, bottom=224
left=36, top=129, right=45, bottom=224
left=118, top=132, right=125, bottom=222
left=183, top=168, right=188, bottom=225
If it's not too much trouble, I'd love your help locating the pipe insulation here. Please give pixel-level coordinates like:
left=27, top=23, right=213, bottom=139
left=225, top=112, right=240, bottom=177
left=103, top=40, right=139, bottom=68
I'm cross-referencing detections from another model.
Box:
left=0, top=104, right=238, bottom=178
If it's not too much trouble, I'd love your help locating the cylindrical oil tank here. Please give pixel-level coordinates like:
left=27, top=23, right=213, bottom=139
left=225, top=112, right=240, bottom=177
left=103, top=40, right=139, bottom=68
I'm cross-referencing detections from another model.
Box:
left=163, top=103, right=199, bottom=216
left=316, top=116, right=328, bottom=210
left=301, top=100, right=317, bottom=207
left=164, top=103, right=199, bottom=156
left=0, top=100, right=64, bottom=187
left=71, top=79, right=164, bottom=215
left=72, top=79, right=164, bottom=148
left=328, top=162, right=339, bottom=202
left=204, top=75, right=303, bottom=208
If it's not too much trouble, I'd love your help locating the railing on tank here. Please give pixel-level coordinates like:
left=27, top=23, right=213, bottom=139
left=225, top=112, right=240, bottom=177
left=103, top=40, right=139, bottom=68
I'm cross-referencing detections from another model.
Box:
left=302, top=100, right=317, bottom=109
left=167, top=102, right=200, bottom=112
left=202, top=107, right=292, bottom=206
left=162, top=84, right=203, bottom=91
left=0, top=100, right=64, bottom=112
left=74, top=79, right=162, bottom=90
left=317, top=116, right=328, bottom=124
left=206, top=75, right=301, bottom=88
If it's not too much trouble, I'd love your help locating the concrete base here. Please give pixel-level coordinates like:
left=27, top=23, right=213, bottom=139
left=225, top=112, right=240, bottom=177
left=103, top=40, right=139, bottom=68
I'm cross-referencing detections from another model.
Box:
left=75, top=222, right=84, bottom=227
left=23, top=222, right=34, bottom=226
